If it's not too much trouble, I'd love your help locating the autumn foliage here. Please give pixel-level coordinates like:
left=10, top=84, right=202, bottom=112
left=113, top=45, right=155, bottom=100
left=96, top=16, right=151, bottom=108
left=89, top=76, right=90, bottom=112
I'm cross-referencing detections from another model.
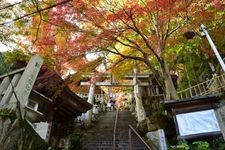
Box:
left=10, top=0, right=224, bottom=99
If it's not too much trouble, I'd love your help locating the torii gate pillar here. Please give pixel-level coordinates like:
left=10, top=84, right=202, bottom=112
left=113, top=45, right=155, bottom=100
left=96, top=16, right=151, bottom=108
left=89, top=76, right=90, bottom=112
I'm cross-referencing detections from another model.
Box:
left=133, top=68, right=146, bottom=122
left=85, top=80, right=96, bottom=127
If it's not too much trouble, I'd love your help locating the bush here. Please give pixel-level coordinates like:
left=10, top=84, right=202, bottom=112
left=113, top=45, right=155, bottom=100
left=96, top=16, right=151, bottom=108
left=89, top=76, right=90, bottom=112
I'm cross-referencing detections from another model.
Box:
left=170, top=141, right=189, bottom=150
left=170, top=141, right=210, bottom=150
left=192, top=141, right=210, bottom=150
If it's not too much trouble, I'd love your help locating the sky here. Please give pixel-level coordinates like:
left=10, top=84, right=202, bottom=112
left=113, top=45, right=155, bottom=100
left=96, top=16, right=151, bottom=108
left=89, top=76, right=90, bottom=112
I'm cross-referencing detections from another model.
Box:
left=7, top=0, right=22, bottom=4
left=0, top=0, right=22, bottom=52
left=0, top=43, right=10, bottom=52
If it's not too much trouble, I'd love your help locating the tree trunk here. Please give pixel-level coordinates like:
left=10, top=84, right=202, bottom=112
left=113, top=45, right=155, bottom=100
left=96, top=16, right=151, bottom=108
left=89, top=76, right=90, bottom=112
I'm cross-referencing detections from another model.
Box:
left=161, top=60, right=179, bottom=100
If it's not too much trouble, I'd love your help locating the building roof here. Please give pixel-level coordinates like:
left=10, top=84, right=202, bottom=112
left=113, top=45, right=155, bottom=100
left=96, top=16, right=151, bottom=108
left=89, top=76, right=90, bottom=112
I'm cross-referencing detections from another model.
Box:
left=162, top=94, right=222, bottom=114
left=0, top=61, right=92, bottom=123
left=33, top=66, right=92, bottom=122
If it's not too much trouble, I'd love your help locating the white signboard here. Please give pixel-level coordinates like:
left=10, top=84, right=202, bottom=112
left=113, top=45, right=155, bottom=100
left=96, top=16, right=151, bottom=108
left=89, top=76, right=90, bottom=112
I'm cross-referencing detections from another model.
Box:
left=176, top=109, right=221, bottom=137
left=11, top=55, right=43, bottom=106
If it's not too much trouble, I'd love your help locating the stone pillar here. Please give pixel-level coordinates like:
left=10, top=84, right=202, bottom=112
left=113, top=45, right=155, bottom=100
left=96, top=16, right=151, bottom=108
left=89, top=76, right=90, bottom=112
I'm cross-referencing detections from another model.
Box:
left=85, top=82, right=95, bottom=126
left=0, top=77, right=10, bottom=100
left=133, top=68, right=146, bottom=122
left=216, top=105, right=225, bottom=140
left=0, top=74, right=21, bottom=105
left=10, top=55, right=43, bottom=106
left=146, top=129, right=167, bottom=150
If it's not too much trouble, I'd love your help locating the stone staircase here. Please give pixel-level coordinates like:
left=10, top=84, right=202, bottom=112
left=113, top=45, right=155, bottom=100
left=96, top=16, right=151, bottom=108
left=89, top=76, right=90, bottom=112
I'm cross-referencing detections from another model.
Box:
left=81, top=110, right=147, bottom=150
left=116, top=111, right=147, bottom=150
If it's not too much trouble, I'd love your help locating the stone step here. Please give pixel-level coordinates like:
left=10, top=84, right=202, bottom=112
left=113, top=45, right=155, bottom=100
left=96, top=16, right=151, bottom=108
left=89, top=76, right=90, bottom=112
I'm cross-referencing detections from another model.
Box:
left=80, top=110, right=147, bottom=149
left=82, top=146, right=147, bottom=150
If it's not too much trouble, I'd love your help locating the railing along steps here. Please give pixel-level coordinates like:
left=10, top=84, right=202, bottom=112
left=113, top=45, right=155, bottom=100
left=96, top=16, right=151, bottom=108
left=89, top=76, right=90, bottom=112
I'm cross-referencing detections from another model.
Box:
left=177, top=74, right=225, bottom=99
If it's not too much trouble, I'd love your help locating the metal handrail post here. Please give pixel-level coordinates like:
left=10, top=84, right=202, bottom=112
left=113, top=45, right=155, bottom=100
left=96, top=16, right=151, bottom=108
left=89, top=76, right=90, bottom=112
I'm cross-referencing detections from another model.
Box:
left=113, top=109, right=119, bottom=150
left=128, top=128, right=132, bottom=150
left=128, top=125, right=151, bottom=150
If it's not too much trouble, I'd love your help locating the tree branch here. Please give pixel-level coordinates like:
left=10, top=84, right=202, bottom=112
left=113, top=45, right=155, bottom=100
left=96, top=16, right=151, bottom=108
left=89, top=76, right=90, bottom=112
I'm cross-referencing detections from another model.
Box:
left=0, top=0, right=72, bottom=26
left=127, top=10, right=161, bottom=62
left=123, top=36, right=149, bottom=54
left=114, top=38, right=142, bottom=53
left=167, top=18, right=188, bottom=38
left=0, top=1, right=25, bottom=11
left=30, top=0, right=42, bottom=51
left=101, top=47, right=146, bottom=62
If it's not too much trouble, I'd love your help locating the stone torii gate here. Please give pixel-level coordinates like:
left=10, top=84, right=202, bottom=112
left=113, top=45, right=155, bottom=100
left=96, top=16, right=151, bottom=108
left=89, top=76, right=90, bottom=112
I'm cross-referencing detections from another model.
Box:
left=81, top=70, right=152, bottom=124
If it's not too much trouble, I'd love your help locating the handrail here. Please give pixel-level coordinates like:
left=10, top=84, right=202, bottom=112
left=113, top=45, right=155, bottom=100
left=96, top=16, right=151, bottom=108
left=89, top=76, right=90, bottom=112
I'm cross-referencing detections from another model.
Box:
left=128, top=124, right=151, bottom=150
left=113, top=109, right=119, bottom=150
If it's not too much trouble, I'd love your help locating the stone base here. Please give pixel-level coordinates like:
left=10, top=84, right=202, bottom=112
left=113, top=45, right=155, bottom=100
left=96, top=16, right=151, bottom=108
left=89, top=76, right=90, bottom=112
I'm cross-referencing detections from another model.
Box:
left=137, top=119, right=148, bottom=134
